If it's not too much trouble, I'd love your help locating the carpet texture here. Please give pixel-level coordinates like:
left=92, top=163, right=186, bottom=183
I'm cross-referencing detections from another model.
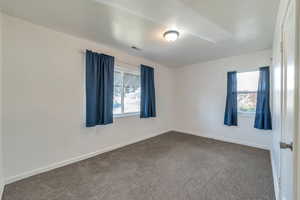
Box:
left=3, top=132, right=275, bottom=200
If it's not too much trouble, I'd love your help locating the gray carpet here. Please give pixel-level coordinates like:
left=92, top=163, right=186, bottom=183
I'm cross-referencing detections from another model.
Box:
left=3, top=132, right=275, bottom=200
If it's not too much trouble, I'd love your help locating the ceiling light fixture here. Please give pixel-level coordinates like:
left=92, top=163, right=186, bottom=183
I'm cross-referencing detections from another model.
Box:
left=163, top=30, right=180, bottom=42
left=131, top=46, right=141, bottom=51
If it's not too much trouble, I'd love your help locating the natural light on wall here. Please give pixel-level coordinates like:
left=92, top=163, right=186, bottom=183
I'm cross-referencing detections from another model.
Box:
left=237, top=71, right=259, bottom=114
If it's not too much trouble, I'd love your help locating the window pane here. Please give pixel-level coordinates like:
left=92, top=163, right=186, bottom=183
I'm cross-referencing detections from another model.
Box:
left=124, top=73, right=140, bottom=113
left=237, top=71, right=259, bottom=92
left=238, top=92, right=257, bottom=113
left=113, top=71, right=122, bottom=115
left=114, top=71, right=122, bottom=86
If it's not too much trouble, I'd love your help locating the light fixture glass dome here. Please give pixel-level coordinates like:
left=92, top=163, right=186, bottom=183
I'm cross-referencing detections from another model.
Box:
left=163, top=30, right=179, bottom=42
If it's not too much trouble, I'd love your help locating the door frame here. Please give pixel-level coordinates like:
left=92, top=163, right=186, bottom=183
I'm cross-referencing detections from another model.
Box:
left=280, top=0, right=299, bottom=199
left=296, top=0, right=300, bottom=199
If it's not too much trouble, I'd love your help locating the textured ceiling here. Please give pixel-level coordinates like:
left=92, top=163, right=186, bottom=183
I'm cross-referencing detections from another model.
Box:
left=0, top=0, right=279, bottom=67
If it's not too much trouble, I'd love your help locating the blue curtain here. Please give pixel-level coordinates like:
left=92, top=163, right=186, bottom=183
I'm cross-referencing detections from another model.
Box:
left=254, top=66, right=272, bottom=130
left=86, top=50, right=114, bottom=127
left=140, top=65, right=156, bottom=118
left=224, top=71, right=238, bottom=126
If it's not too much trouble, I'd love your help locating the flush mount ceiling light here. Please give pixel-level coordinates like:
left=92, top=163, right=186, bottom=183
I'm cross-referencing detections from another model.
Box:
left=131, top=46, right=142, bottom=51
left=163, top=30, right=180, bottom=42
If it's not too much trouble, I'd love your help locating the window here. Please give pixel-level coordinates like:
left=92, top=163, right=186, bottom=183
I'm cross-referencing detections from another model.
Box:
left=237, top=71, right=259, bottom=114
left=113, top=67, right=140, bottom=116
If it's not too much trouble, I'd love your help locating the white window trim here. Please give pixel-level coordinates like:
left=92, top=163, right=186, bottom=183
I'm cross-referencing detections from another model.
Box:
left=113, top=66, right=140, bottom=118
left=238, top=111, right=256, bottom=118
left=113, top=112, right=139, bottom=118
left=115, top=66, right=140, bottom=76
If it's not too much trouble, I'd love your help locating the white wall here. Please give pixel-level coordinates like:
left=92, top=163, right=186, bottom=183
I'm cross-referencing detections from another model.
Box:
left=2, top=14, right=175, bottom=183
left=173, top=50, right=273, bottom=149
left=297, top=1, right=300, bottom=199
left=0, top=12, right=5, bottom=197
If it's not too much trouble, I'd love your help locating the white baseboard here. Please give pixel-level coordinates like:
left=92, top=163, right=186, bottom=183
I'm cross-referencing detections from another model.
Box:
left=173, top=130, right=270, bottom=150
left=4, top=130, right=274, bottom=187
left=5, top=130, right=171, bottom=184
left=270, top=150, right=280, bottom=200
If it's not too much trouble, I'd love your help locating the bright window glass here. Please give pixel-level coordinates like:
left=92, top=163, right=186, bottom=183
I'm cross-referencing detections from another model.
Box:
left=113, top=68, right=140, bottom=116
left=113, top=71, right=122, bottom=115
left=237, top=71, right=259, bottom=113
left=124, top=73, right=140, bottom=113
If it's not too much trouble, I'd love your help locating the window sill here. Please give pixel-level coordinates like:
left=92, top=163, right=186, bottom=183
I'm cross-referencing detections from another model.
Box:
left=113, top=112, right=140, bottom=118
left=238, top=112, right=255, bottom=118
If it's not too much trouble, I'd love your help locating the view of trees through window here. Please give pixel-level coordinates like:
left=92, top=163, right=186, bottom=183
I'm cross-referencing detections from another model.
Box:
left=113, top=69, right=140, bottom=115
left=237, top=71, right=259, bottom=113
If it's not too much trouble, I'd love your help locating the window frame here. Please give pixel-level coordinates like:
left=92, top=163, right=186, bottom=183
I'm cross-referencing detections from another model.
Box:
left=113, top=66, right=140, bottom=118
left=236, top=70, right=259, bottom=116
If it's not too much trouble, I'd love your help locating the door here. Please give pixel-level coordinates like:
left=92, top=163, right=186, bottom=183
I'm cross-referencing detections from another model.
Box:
left=280, top=0, right=296, bottom=199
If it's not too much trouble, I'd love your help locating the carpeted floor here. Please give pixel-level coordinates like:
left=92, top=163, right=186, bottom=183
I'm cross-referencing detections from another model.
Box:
left=3, top=132, right=275, bottom=200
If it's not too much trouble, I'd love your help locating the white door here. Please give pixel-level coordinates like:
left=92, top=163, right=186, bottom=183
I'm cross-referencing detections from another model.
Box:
left=280, top=0, right=296, bottom=199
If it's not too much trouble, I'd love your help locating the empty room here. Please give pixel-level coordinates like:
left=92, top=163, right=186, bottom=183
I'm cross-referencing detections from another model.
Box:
left=0, top=0, right=299, bottom=199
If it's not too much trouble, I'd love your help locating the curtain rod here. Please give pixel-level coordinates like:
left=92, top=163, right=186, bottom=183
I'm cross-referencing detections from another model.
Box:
left=80, top=50, right=139, bottom=67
